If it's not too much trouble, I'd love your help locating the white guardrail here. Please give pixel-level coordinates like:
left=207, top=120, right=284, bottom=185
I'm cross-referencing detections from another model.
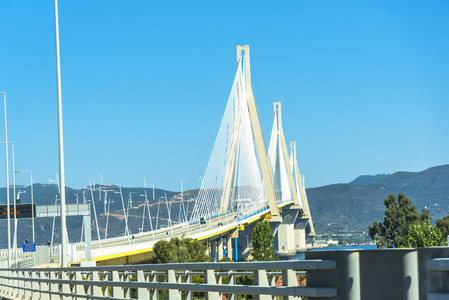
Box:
left=0, top=260, right=337, bottom=300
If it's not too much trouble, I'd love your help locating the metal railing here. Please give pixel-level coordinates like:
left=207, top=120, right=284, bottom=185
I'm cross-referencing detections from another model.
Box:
left=0, top=248, right=34, bottom=268
left=0, top=260, right=336, bottom=299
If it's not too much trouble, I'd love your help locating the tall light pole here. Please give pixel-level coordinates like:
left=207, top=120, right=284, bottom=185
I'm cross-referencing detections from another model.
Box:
left=54, top=0, right=68, bottom=267
left=0, top=92, right=11, bottom=268
left=15, top=170, right=34, bottom=244
left=11, top=142, right=16, bottom=258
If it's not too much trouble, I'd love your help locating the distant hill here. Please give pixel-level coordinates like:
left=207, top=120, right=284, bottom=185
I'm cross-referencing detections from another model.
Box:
left=0, top=164, right=447, bottom=248
left=0, top=184, right=183, bottom=248
left=308, top=165, right=449, bottom=234
left=349, top=173, right=390, bottom=185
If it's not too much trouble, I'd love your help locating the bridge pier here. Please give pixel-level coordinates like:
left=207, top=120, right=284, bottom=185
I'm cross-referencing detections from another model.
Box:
left=226, top=234, right=233, bottom=260
left=274, top=207, right=300, bottom=256
left=218, top=239, right=224, bottom=261
left=210, top=241, right=217, bottom=262
left=294, top=214, right=310, bottom=250
left=84, top=213, right=92, bottom=261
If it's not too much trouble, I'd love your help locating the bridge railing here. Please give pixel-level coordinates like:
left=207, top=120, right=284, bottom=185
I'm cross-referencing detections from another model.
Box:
left=0, top=260, right=337, bottom=299
left=0, top=249, right=34, bottom=268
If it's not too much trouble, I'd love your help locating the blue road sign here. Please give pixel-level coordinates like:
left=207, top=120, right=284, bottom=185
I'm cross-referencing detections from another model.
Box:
left=22, top=242, right=36, bottom=252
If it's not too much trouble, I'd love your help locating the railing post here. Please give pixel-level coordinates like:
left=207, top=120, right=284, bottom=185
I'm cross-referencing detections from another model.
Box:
left=3, top=269, right=8, bottom=296
left=282, top=269, right=297, bottom=300
left=92, top=270, right=103, bottom=297
left=10, top=270, right=15, bottom=299
left=254, top=269, right=270, bottom=300
left=150, top=271, right=158, bottom=300
left=346, top=251, right=361, bottom=300
left=111, top=271, right=124, bottom=299
left=204, top=269, right=219, bottom=300
left=18, top=270, right=25, bottom=299
left=104, top=271, right=112, bottom=298
left=166, top=270, right=180, bottom=300
left=8, top=269, right=13, bottom=297
left=0, top=270, right=3, bottom=295
left=269, top=272, right=276, bottom=286
left=0, top=270, right=6, bottom=296
left=25, top=270, right=33, bottom=299
left=124, top=272, right=131, bottom=299
left=227, top=271, right=235, bottom=300
left=185, top=271, right=192, bottom=300
left=50, top=271, right=59, bottom=300
left=137, top=270, right=150, bottom=300
left=74, top=271, right=84, bottom=299
left=41, top=271, right=50, bottom=300
left=61, top=270, right=71, bottom=299
left=0, top=270, right=4, bottom=295
left=31, top=271, right=40, bottom=299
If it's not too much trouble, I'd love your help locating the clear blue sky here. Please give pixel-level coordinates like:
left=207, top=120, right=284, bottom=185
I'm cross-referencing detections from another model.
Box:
left=0, top=0, right=448, bottom=191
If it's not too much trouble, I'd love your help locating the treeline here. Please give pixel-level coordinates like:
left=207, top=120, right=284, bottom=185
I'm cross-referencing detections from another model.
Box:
left=369, top=193, right=449, bottom=248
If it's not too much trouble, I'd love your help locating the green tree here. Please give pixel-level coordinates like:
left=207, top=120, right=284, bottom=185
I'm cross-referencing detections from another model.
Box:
left=152, top=240, right=175, bottom=263
left=368, top=193, right=429, bottom=248
left=152, top=238, right=210, bottom=299
left=250, top=221, right=278, bottom=261
left=436, top=215, right=449, bottom=238
left=401, top=221, right=447, bottom=248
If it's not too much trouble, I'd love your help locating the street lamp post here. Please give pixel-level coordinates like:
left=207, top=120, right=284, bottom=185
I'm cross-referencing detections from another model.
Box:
left=0, top=92, right=11, bottom=268
left=11, top=142, right=16, bottom=259
left=15, top=170, right=34, bottom=244
left=54, top=0, right=68, bottom=267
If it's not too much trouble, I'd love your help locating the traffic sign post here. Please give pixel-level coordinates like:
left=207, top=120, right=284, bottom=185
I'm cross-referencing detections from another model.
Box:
left=0, top=204, right=36, bottom=219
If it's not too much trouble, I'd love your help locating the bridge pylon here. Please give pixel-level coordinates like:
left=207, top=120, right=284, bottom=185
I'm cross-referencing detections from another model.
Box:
left=290, top=141, right=315, bottom=236
left=267, top=102, right=302, bottom=210
left=191, top=45, right=281, bottom=223
left=266, top=101, right=316, bottom=254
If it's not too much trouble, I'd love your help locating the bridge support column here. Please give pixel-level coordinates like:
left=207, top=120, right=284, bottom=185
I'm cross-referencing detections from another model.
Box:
left=218, top=239, right=224, bottom=261
left=210, top=240, right=217, bottom=262
left=226, top=235, right=233, bottom=260
left=84, top=214, right=92, bottom=261
left=294, top=226, right=307, bottom=250
left=293, top=211, right=309, bottom=251
left=277, top=223, right=296, bottom=255
left=275, top=207, right=299, bottom=256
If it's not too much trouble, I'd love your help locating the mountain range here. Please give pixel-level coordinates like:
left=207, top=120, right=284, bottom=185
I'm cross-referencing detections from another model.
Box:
left=308, top=164, right=449, bottom=234
left=0, top=164, right=447, bottom=247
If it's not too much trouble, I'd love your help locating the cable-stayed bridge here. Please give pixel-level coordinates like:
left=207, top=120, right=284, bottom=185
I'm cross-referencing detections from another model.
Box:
left=2, top=46, right=449, bottom=300
left=1, top=45, right=314, bottom=267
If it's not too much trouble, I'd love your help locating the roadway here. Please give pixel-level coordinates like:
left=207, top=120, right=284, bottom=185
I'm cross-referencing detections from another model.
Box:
left=72, top=202, right=292, bottom=265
